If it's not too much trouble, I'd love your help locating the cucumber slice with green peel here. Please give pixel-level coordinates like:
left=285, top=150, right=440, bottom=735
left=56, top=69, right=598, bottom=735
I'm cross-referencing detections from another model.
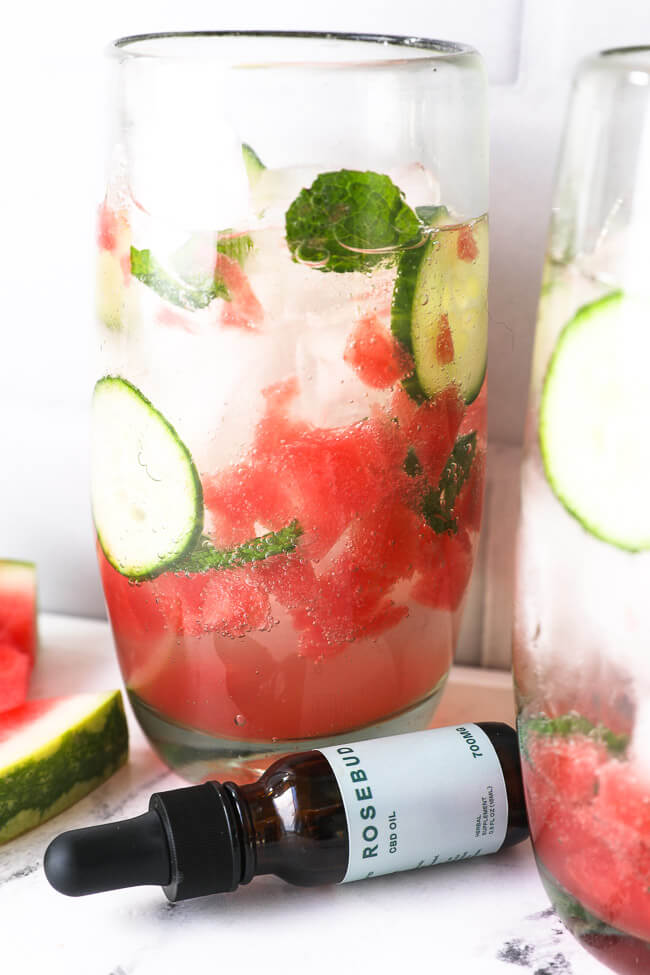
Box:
left=540, top=291, right=650, bottom=551
left=242, top=143, right=265, bottom=184
left=130, top=246, right=229, bottom=310
left=392, top=215, right=488, bottom=403
left=0, top=690, right=128, bottom=844
left=92, top=377, right=204, bottom=581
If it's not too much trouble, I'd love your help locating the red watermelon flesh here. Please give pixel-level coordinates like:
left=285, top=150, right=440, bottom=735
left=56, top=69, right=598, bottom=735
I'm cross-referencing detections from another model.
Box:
left=391, top=384, right=465, bottom=486
left=215, top=251, right=264, bottom=331
left=0, top=561, right=37, bottom=713
left=343, top=312, right=411, bottom=389
left=204, top=379, right=408, bottom=561
left=0, top=561, right=37, bottom=665
left=0, top=643, right=31, bottom=714
left=411, top=528, right=474, bottom=613
left=524, top=732, right=650, bottom=942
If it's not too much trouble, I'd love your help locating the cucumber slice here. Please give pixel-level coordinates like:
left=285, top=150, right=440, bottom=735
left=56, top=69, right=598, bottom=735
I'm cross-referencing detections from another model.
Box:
left=539, top=291, right=650, bottom=551
left=92, top=377, right=203, bottom=580
left=392, top=215, right=488, bottom=403
left=242, top=143, right=265, bottom=184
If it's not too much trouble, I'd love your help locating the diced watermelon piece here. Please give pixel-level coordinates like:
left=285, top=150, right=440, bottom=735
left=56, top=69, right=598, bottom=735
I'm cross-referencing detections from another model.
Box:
left=392, top=384, right=465, bottom=485
left=344, top=313, right=411, bottom=389
left=412, top=528, right=474, bottom=612
left=215, top=251, right=264, bottom=330
left=435, top=314, right=455, bottom=365
left=457, top=225, right=478, bottom=262
left=0, top=691, right=128, bottom=844
left=97, top=201, right=121, bottom=252
left=0, top=560, right=37, bottom=666
left=291, top=551, right=408, bottom=659
left=0, top=643, right=31, bottom=713
left=153, top=568, right=273, bottom=639
left=454, top=446, right=486, bottom=534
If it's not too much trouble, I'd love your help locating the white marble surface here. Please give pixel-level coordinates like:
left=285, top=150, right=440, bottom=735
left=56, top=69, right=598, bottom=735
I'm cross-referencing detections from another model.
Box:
left=0, top=614, right=608, bottom=975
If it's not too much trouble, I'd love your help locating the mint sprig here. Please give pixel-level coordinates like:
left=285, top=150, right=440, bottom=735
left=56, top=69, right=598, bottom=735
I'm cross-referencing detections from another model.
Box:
left=174, top=520, right=303, bottom=574
left=217, top=233, right=254, bottom=267
left=130, top=246, right=230, bottom=310
left=285, top=170, right=421, bottom=273
left=520, top=713, right=629, bottom=759
left=419, top=432, right=478, bottom=534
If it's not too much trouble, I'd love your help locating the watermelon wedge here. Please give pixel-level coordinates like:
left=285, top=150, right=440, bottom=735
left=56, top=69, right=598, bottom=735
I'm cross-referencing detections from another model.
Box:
left=0, top=690, right=128, bottom=844
left=0, top=561, right=37, bottom=713
left=0, top=560, right=37, bottom=664
left=0, top=644, right=31, bottom=713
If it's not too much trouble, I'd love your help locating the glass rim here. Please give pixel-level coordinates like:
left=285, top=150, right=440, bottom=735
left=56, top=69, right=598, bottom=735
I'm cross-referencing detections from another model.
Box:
left=109, top=30, right=477, bottom=66
left=583, top=44, right=650, bottom=75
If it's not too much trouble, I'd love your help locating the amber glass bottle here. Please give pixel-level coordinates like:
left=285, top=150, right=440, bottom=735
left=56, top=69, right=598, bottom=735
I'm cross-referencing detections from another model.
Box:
left=45, top=722, right=527, bottom=902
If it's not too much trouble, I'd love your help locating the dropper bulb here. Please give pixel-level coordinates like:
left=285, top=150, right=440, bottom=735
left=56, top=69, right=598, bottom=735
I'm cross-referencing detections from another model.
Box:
left=44, top=810, right=171, bottom=897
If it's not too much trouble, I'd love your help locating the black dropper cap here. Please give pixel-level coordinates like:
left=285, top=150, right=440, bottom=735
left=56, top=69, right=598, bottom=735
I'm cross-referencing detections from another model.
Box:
left=44, top=782, right=242, bottom=902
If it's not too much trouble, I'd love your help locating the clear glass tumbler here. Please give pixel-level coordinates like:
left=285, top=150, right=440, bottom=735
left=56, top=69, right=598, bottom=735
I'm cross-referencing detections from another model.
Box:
left=514, top=47, right=650, bottom=974
left=93, top=32, right=488, bottom=783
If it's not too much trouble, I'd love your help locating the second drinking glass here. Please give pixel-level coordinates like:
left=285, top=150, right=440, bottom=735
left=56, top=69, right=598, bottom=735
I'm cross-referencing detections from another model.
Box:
left=93, top=32, right=488, bottom=782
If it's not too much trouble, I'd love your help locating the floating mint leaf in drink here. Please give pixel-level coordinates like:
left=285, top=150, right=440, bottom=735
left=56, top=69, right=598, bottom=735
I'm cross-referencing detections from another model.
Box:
left=521, top=713, right=629, bottom=759
left=216, top=233, right=255, bottom=267
left=285, top=170, right=421, bottom=273
left=130, top=246, right=230, bottom=310
left=422, top=432, right=477, bottom=534
left=176, top=520, right=304, bottom=574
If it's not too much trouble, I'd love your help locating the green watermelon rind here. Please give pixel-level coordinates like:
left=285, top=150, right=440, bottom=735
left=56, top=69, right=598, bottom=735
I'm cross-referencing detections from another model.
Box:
left=0, top=690, right=129, bottom=845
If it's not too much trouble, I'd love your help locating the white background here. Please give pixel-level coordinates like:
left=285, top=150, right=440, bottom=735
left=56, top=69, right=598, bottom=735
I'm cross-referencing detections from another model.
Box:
left=1, top=0, right=649, bottom=617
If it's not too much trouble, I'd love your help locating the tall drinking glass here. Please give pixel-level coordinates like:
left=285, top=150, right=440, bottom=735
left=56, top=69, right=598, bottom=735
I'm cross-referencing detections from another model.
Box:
left=93, top=32, right=488, bottom=783
left=514, top=47, right=650, bottom=974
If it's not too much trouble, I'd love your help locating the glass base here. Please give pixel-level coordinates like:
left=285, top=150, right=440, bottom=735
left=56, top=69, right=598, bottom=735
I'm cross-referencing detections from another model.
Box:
left=538, top=860, right=650, bottom=975
left=128, top=673, right=448, bottom=784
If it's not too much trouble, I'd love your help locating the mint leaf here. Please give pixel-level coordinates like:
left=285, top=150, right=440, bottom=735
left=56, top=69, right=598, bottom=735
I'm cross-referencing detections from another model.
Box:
left=130, top=246, right=230, bottom=310
left=521, top=713, right=629, bottom=758
left=285, top=170, right=421, bottom=273
left=217, top=233, right=254, bottom=267
left=174, top=520, right=303, bottom=574
left=403, top=447, right=422, bottom=478
left=421, top=432, right=477, bottom=534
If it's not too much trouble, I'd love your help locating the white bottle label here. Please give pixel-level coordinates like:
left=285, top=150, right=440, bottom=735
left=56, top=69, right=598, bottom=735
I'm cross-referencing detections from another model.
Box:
left=319, top=724, right=509, bottom=883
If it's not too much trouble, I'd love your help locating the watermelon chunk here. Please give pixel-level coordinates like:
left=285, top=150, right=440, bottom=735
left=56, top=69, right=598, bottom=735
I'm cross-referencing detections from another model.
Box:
left=0, top=560, right=37, bottom=665
left=0, top=690, right=128, bottom=844
left=344, top=313, right=411, bottom=389
left=0, top=560, right=37, bottom=713
left=0, top=644, right=31, bottom=713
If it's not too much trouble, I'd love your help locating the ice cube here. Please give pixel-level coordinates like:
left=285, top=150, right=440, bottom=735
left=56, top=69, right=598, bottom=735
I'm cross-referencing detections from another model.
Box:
left=122, top=59, right=249, bottom=230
